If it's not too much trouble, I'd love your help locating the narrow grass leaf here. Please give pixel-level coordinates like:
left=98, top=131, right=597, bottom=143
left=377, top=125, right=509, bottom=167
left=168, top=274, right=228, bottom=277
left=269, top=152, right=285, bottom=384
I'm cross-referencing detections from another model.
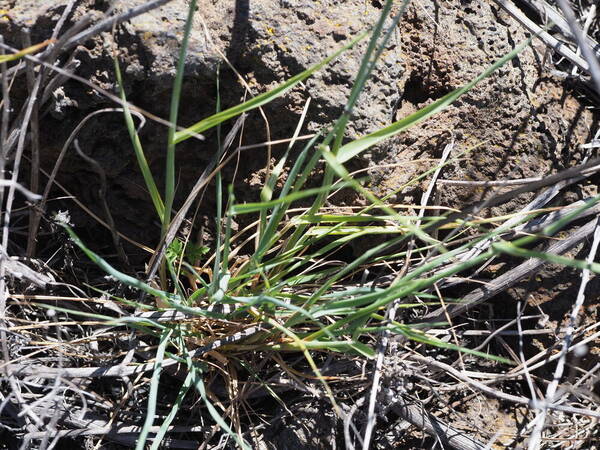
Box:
left=114, top=58, right=164, bottom=220
left=136, top=328, right=173, bottom=450
left=61, top=224, right=176, bottom=302
left=306, top=225, right=408, bottom=236
left=164, top=0, right=198, bottom=229
left=271, top=340, right=375, bottom=357
left=259, top=98, right=311, bottom=238
left=0, top=39, right=54, bottom=63
left=173, top=33, right=367, bottom=143
left=150, top=338, right=195, bottom=450
left=231, top=181, right=354, bottom=215
left=388, top=321, right=513, bottom=364
left=187, top=362, right=252, bottom=449
left=492, top=241, right=600, bottom=273
left=336, top=37, right=533, bottom=163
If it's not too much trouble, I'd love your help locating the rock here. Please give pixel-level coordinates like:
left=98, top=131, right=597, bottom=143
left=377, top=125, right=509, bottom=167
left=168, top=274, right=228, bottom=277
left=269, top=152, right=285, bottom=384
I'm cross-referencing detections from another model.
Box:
left=1, top=0, right=594, bottom=255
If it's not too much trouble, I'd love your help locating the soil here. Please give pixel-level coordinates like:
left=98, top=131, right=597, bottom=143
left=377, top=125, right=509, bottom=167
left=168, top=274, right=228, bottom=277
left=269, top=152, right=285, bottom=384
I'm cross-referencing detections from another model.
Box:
left=1, top=0, right=599, bottom=448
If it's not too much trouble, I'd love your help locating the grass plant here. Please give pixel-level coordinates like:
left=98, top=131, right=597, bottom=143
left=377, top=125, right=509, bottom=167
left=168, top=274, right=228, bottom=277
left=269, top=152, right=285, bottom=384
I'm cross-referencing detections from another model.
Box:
left=4, top=0, right=600, bottom=447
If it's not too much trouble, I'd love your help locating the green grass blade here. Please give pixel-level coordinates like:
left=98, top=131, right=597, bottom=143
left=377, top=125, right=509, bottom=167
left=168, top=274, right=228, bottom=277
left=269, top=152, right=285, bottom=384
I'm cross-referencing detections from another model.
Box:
left=306, top=225, right=408, bottom=236
left=271, top=340, right=376, bottom=357
left=259, top=98, right=311, bottom=239
left=329, top=0, right=408, bottom=153
left=34, top=302, right=164, bottom=337
left=136, top=328, right=173, bottom=450
left=251, top=133, right=323, bottom=265
left=211, top=66, right=225, bottom=297
left=378, top=317, right=513, bottom=364
left=492, top=241, right=600, bottom=273
left=231, top=181, right=354, bottom=215
left=336, top=37, right=533, bottom=163
left=164, top=0, right=198, bottom=228
left=0, top=39, right=53, bottom=63
left=60, top=223, right=176, bottom=302
left=173, top=32, right=367, bottom=144
left=149, top=371, right=193, bottom=450
left=114, top=58, right=164, bottom=220
left=303, top=0, right=408, bottom=250
left=150, top=334, right=195, bottom=450
left=60, top=224, right=240, bottom=320
left=185, top=357, right=252, bottom=449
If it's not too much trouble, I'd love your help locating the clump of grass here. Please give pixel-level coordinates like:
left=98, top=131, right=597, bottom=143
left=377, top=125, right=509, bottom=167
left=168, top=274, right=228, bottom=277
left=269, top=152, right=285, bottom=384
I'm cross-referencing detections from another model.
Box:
left=12, top=0, right=600, bottom=447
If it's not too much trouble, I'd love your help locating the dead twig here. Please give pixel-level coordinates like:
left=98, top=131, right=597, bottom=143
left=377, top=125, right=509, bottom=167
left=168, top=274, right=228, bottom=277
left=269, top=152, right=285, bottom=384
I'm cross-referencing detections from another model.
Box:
left=407, top=353, right=600, bottom=419
left=6, top=325, right=265, bottom=379
left=64, top=0, right=176, bottom=48
left=528, top=216, right=600, bottom=449
left=418, top=216, right=600, bottom=323
left=144, top=114, right=247, bottom=283
left=0, top=180, right=41, bottom=201
left=363, top=139, right=455, bottom=449
left=554, top=0, right=600, bottom=96
left=519, top=0, right=600, bottom=57
left=388, top=395, right=487, bottom=450
left=491, top=0, right=591, bottom=75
